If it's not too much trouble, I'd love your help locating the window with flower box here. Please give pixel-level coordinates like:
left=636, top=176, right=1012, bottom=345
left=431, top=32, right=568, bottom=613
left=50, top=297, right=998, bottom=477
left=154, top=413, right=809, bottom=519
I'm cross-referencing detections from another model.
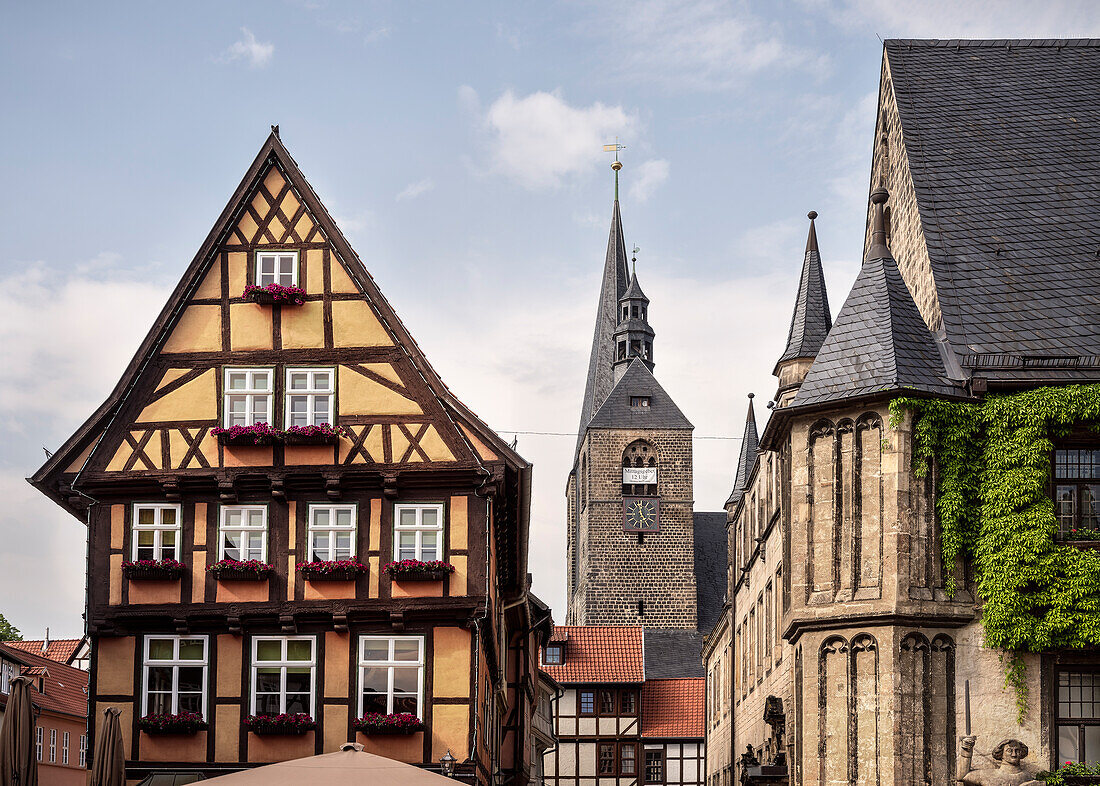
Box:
left=309, top=505, right=357, bottom=561
left=358, top=635, right=424, bottom=717
left=393, top=504, right=444, bottom=562
left=251, top=637, right=315, bottom=716
left=219, top=506, right=268, bottom=562
left=255, top=251, right=298, bottom=287
left=1054, top=447, right=1100, bottom=539
left=143, top=636, right=208, bottom=717
left=284, top=368, right=334, bottom=428
left=223, top=368, right=273, bottom=428
left=132, top=504, right=181, bottom=561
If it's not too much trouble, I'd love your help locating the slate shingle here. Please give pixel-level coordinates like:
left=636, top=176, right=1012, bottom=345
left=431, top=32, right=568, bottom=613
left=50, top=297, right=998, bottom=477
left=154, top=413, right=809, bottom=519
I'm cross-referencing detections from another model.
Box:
left=587, top=360, right=693, bottom=430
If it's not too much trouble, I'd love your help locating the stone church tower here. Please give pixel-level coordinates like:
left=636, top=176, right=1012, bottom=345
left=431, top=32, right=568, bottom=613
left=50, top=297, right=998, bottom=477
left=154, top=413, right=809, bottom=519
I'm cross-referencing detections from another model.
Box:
left=565, top=166, right=722, bottom=630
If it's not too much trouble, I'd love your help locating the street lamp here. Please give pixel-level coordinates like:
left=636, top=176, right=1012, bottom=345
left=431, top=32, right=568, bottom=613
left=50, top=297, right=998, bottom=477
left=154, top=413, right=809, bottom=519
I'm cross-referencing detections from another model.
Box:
left=440, top=749, right=456, bottom=778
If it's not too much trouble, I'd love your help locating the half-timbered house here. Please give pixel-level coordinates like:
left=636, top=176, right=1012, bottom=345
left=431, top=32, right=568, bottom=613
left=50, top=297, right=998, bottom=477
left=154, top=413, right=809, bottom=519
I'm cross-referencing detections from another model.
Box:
left=31, top=128, right=549, bottom=784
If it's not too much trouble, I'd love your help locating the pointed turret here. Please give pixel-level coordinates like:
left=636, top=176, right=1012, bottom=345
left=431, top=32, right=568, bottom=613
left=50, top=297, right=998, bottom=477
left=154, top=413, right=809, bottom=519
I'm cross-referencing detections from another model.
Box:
left=792, top=188, right=959, bottom=407
left=576, top=196, right=631, bottom=455
left=726, top=394, right=759, bottom=507
left=774, top=211, right=832, bottom=406
left=613, top=268, right=655, bottom=381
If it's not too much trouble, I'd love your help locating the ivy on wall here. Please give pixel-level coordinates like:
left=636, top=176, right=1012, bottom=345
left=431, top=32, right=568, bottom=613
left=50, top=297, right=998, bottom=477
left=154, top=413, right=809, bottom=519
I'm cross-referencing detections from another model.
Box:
left=890, top=385, right=1100, bottom=653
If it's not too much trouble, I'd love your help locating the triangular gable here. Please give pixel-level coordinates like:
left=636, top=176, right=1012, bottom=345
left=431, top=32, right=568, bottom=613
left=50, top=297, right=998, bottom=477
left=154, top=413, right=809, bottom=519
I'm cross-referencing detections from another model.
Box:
left=33, top=130, right=526, bottom=501
left=587, top=360, right=693, bottom=431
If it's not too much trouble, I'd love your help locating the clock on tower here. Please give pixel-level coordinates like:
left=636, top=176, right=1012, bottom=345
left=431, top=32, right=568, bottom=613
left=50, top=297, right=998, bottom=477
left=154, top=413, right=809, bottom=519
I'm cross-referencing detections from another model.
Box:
left=623, top=496, right=660, bottom=532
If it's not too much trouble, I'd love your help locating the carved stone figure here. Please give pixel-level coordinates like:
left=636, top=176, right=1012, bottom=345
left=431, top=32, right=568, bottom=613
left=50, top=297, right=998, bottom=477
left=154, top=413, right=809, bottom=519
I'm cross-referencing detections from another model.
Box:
left=956, top=736, right=1042, bottom=785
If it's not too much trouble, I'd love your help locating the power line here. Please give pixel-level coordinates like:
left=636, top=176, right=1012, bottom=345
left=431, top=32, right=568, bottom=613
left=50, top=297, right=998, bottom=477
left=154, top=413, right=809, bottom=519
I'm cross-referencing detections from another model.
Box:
left=495, top=429, right=743, bottom=441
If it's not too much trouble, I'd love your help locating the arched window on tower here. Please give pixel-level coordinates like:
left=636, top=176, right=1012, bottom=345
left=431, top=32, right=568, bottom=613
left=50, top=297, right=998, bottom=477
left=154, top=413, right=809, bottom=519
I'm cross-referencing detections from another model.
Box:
left=622, top=440, right=658, bottom=497
left=579, top=454, right=587, bottom=510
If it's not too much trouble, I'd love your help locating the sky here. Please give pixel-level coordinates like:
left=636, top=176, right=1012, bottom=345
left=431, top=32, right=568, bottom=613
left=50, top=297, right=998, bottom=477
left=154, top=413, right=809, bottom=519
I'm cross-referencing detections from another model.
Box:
left=2, top=0, right=1099, bottom=639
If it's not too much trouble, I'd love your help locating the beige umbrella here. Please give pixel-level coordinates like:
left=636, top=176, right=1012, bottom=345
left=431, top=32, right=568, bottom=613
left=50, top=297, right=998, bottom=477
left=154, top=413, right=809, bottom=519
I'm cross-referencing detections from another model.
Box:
left=208, top=743, right=459, bottom=784
left=0, top=676, right=37, bottom=786
left=90, top=707, right=125, bottom=786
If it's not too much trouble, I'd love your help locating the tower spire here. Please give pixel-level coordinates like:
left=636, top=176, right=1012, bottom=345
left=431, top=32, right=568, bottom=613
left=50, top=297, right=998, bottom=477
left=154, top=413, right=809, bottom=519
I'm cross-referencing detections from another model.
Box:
left=603, top=138, right=626, bottom=202
left=773, top=210, right=832, bottom=404
left=726, top=394, right=759, bottom=507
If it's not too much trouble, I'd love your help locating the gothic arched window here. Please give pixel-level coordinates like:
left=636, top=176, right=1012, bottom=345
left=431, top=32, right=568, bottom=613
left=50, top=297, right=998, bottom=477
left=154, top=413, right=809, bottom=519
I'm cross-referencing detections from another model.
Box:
left=622, top=440, right=658, bottom=497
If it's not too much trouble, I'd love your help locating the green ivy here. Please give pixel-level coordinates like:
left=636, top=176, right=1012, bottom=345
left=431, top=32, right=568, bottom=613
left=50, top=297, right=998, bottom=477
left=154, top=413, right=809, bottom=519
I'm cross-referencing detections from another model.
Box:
left=891, top=386, right=1100, bottom=717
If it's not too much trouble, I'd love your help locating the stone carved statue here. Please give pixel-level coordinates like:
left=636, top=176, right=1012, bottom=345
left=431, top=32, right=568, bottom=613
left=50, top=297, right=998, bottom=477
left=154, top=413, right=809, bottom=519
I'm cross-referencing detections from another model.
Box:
left=956, top=736, right=1042, bottom=785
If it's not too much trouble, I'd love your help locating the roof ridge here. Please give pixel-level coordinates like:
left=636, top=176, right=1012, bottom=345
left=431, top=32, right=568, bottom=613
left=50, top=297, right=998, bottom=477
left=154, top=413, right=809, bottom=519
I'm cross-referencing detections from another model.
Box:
left=886, top=38, right=1100, bottom=47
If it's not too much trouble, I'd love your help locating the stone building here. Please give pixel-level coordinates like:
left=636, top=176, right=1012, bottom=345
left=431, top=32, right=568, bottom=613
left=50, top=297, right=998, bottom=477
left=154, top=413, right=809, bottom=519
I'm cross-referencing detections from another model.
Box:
left=704, top=39, right=1100, bottom=786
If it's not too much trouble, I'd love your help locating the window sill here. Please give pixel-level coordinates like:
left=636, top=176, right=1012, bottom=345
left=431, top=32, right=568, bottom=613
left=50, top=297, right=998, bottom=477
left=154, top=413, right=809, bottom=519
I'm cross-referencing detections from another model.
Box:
left=388, top=569, right=451, bottom=582
left=299, top=565, right=366, bottom=582
left=216, top=431, right=279, bottom=447
left=122, top=566, right=185, bottom=581
left=210, top=569, right=273, bottom=582
left=139, top=725, right=206, bottom=736
left=283, top=431, right=341, bottom=446
left=243, top=285, right=306, bottom=306
left=246, top=724, right=314, bottom=736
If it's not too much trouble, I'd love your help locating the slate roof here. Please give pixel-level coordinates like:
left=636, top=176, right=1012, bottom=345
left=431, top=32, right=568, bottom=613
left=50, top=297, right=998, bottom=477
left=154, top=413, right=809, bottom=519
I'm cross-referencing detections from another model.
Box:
left=643, top=629, right=706, bottom=679
left=776, top=213, right=832, bottom=370
left=541, top=626, right=645, bottom=684
left=884, top=39, right=1100, bottom=369
left=726, top=395, right=759, bottom=506
left=587, top=360, right=693, bottom=430
left=577, top=200, right=631, bottom=455
left=622, top=272, right=649, bottom=302
left=794, top=190, right=961, bottom=407
left=693, top=512, right=727, bottom=634
left=0, top=641, right=88, bottom=719
left=5, top=638, right=85, bottom=666
left=641, top=678, right=705, bottom=738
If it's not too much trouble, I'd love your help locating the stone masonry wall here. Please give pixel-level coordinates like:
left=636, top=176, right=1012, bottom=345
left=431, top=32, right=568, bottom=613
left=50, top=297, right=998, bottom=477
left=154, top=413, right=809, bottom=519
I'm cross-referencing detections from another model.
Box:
left=569, top=426, right=697, bottom=629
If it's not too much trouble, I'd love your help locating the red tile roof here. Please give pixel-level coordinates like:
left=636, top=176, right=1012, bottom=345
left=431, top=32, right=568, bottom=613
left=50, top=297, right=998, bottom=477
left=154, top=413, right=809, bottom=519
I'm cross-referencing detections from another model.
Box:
left=5, top=638, right=85, bottom=665
left=0, top=641, right=88, bottom=720
left=641, top=678, right=705, bottom=739
left=540, top=626, right=644, bottom=683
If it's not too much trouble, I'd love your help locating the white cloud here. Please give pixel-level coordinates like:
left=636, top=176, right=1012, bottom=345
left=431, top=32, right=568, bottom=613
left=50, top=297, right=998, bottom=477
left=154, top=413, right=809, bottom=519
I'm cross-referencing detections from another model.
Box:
left=629, top=159, right=671, bottom=202
left=0, top=262, right=167, bottom=433
left=475, top=89, right=635, bottom=189
left=811, top=0, right=1100, bottom=37
left=219, top=28, right=274, bottom=69
left=395, top=178, right=435, bottom=202
left=592, top=0, right=822, bottom=91
left=364, top=26, right=391, bottom=43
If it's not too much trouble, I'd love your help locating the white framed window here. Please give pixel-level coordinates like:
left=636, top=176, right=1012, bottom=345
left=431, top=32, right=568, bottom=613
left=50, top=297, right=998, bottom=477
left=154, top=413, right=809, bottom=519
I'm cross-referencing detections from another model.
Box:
left=62, top=731, right=69, bottom=765
left=223, top=368, right=274, bottom=428
left=219, top=506, right=268, bottom=562
left=35, top=727, right=42, bottom=761
left=393, top=504, right=444, bottom=561
left=0, top=659, right=18, bottom=693
left=308, top=505, right=357, bottom=561
left=79, top=735, right=87, bottom=767
left=132, top=504, right=182, bottom=561
left=49, top=729, right=56, bottom=762
left=142, top=635, right=208, bottom=718
left=255, top=250, right=299, bottom=287
left=358, top=635, right=424, bottom=717
left=251, top=636, right=315, bottom=716
left=284, top=368, right=334, bottom=428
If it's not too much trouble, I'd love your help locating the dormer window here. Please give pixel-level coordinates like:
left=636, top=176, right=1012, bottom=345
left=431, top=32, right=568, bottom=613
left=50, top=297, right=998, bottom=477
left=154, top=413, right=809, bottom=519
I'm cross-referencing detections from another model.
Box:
left=255, top=251, right=298, bottom=287
left=543, top=645, right=563, bottom=665
left=631, top=396, right=650, bottom=408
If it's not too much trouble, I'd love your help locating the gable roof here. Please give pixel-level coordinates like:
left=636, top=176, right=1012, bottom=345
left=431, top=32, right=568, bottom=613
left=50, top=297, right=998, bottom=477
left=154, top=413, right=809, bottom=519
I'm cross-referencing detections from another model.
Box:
left=643, top=629, right=705, bottom=679
left=540, top=625, right=645, bottom=684
left=587, top=360, right=693, bottom=430
left=4, top=638, right=85, bottom=666
left=793, top=189, right=961, bottom=408
left=640, top=678, right=705, bottom=738
left=726, top=395, right=759, bottom=506
left=30, top=129, right=526, bottom=506
left=692, top=512, right=727, bottom=634
left=0, top=641, right=87, bottom=719
left=576, top=200, right=632, bottom=455
left=884, top=39, right=1100, bottom=370
left=776, top=212, right=831, bottom=370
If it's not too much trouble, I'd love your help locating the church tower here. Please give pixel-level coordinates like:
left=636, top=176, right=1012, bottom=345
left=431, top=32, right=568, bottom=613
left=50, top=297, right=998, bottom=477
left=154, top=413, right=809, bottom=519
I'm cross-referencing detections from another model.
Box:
left=566, top=161, right=701, bottom=629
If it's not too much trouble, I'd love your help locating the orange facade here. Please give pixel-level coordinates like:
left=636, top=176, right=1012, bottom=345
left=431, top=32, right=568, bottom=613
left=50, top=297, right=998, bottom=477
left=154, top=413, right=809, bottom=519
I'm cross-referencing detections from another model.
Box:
left=32, top=130, right=550, bottom=784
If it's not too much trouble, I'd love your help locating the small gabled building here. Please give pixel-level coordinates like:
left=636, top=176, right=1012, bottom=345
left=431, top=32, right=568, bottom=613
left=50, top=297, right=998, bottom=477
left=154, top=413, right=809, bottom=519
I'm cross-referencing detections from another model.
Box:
left=30, top=129, right=543, bottom=784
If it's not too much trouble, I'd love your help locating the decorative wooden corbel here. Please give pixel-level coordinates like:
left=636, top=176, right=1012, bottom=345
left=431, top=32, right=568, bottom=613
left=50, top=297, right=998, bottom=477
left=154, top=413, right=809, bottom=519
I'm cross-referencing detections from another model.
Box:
left=389, top=611, right=405, bottom=632
left=162, top=478, right=181, bottom=501
left=476, top=468, right=504, bottom=499
left=383, top=473, right=399, bottom=499
left=333, top=613, right=348, bottom=633
left=325, top=475, right=342, bottom=501
left=218, top=477, right=237, bottom=502
left=270, top=478, right=286, bottom=500
left=280, top=614, right=297, bottom=634
left=173, top=617, right=189, bottom=634
left=227, top=615, right=242, bottom=635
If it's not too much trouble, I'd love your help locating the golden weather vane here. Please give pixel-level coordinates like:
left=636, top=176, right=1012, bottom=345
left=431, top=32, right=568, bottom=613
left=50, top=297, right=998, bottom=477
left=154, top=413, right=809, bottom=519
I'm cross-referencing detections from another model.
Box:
left=603, top=137, right=626, bottom=199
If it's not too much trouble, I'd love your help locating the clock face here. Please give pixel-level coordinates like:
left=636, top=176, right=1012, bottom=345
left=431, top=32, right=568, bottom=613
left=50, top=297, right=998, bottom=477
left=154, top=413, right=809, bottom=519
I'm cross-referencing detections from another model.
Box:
left=623, top=496, right=660, bottom=532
